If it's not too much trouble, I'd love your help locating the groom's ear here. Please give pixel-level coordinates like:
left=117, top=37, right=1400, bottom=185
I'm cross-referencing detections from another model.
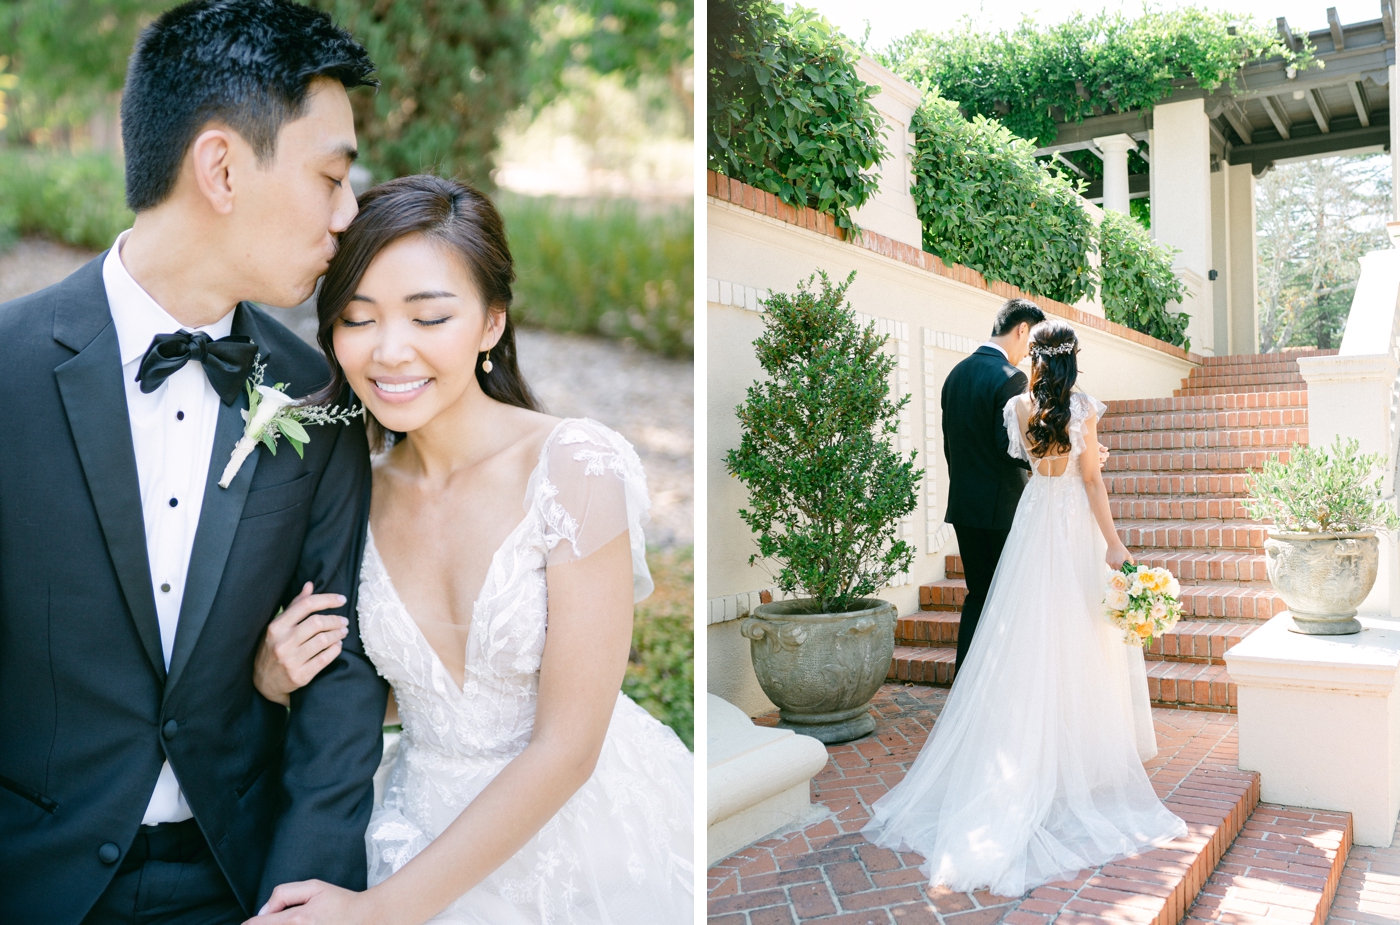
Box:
left=189, top=128, right=237, bottom=216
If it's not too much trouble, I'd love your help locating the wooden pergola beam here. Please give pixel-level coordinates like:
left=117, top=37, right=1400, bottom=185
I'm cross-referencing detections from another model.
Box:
left=1261, top=96, right=1293, bottom=138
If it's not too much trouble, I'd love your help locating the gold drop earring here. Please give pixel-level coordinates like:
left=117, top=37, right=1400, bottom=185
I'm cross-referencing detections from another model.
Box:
left=482, top=349, right=494, bottom=374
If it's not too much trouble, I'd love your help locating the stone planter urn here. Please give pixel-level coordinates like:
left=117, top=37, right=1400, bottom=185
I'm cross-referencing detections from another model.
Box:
left=740, top=598, right=897, bottom=743
left=1264, top=531, right=1380, bottom=635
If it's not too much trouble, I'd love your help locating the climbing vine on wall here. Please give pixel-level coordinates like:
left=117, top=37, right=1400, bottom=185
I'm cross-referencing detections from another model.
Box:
left=912, top=91, right=1097, bottom=306
left=1098, top=210, right=1190, bottom=348
left=882, top=8, right=1311, bottom=146
left=708, top=0, right=887, bottom=230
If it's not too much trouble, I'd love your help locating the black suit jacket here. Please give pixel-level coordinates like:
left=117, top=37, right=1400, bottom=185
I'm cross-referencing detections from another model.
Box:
left=941, top=345, right=1032, bottom=530
left=0, top=255, right=388, bottom=923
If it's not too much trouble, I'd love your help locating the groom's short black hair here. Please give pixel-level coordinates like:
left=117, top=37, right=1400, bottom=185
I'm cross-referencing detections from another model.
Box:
left=120, top=0, right=377, bottom=211
left=991, top=298, right=1046, bottom=336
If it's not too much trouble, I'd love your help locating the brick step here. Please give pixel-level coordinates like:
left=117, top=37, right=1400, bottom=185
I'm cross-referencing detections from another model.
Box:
left=945, top=555, right=963, bottom=578
left=1103, top=450, right=1289, bottom=473
left=1183, top=377, right=1309, bottom=393
left=1110, top=498, right=1255, bottom=520
left=1120, top=520, right=1270, bottom=551
left=1184, top=805, right=1352, bottom=925
left=1106, top=473, right=1253, bottom=496
left=1147, top=659, right=1236, bottom=710
left=1132, top=551, right=1270, bottom=586
left=1107, top=391, right=1309, bottom=414
left=1185, top=368, right=1307, bottom=382
left=895, top=610, right=960, bottom=645
left=1176, top=383, right=1307, bottom=396
left=1199, top=347, right=1336, bottom=365
left=918, top=573, right=1277, bottom=620
left=1102, top=429, right=1304, bottom=451
left=1099, top=407, right=1309, bottom=433
left=890, top=643, right=1241, bottom=708
left=916, top=579, right=965, bottom=612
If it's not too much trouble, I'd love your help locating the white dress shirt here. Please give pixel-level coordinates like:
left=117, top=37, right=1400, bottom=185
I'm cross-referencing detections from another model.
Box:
left=103, top=230, right=236, bottom=825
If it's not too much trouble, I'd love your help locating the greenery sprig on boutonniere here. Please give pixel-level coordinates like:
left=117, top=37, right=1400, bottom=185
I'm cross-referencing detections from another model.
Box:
left=218, top=359, right=358, bottom=488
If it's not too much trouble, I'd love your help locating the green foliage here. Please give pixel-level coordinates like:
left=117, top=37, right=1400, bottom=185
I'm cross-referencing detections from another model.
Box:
left=624, top=546, right=694, bottom=749
left=726, top=271, right=922, bottom=613
left=502, top=194, right=693, bottom=356
left=1098, top=209, right=1189, bottom=349
left=0, top=150, right=132, bottom=250
left=882, top=8, right=1310, bottom=146
left=708, top=0, right=886, bottom=230
left=1243, top=437, right=1400, bottom=534
left=911, top=91, right=1097, bottom=306
left=309, top=0, right=542, bottom=185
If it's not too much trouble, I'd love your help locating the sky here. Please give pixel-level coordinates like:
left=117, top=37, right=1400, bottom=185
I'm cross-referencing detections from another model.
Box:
left=798, top=0, right=1390, bottom=53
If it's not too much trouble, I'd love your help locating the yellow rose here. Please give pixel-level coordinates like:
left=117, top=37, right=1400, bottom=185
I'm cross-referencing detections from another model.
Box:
left=1137, top=624, right=1152, bottom=638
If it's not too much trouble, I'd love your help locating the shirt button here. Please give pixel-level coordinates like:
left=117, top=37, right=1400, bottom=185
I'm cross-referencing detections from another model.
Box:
left=169, top=498, right=178, bottom=507
left=163, top=720, right=178, bottom=740
left=160, top=583, right=171, bottom=593
left=176, top=410, right=185, bottom=421
left=98, top=843, right=120, bottom=865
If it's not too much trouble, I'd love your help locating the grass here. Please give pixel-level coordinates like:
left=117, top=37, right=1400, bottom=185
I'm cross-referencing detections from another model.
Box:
left=625, top=546, right=694, bottom=749
left=0, top=152, right=694, bottom=359
left=499, top=193, right=694, bottom=358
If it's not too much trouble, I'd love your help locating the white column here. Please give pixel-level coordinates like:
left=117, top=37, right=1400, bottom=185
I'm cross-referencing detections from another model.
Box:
left=1392, top=65, right=1400, bottom=221
left=1150, top=98, right=1216, bottom=355
left=1211, top=166, right=1229, bottom=352
left=851, top=56, right=924, bottom=248
left=1093, top=134, right=1134, bottom=214
left=1227, top=163, right=1258, bottom=354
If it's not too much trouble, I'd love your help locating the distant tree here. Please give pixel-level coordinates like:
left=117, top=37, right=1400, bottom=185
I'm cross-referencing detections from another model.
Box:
left=1256, top=154, right=1390, bottom=352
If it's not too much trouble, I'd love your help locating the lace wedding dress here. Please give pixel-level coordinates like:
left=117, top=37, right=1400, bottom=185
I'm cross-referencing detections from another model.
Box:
left=358, top=418, right=694, bottom=924
left=862, top=392, right=1185, bottom=896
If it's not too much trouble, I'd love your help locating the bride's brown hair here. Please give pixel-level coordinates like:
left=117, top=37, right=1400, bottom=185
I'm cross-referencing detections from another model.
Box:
left=311, top=174, right=540, bottom=451
left=1025, top=319, right=1080, bottom=457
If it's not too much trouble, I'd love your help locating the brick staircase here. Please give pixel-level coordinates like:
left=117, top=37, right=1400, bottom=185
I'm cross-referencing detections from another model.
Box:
left=894, top=348, right=1338, bottom=711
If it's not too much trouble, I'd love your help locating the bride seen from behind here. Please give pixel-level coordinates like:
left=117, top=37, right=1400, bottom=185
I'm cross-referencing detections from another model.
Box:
left=247, top=174, right=693, bottom=924
left=862, top=319, right=1185, bottom=896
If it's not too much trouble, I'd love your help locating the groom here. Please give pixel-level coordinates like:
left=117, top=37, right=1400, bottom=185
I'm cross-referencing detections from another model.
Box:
left=0, top=2, right=388, bottom=923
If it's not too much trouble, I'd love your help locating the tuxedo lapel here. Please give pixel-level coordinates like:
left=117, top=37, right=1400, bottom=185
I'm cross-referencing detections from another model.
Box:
left=52, top=261, right=167, bottom=683
left=165, top=304, right=268, bottom=694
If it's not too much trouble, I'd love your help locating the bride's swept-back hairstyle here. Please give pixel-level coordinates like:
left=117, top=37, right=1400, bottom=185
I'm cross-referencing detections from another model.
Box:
left=312, top=174, right=540, bottom=451
left=1026, top=319, right=1080, bottom=457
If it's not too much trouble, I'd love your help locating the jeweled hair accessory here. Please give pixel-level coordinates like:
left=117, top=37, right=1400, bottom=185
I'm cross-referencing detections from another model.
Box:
left=1030, top=342, right=1076, bottom=358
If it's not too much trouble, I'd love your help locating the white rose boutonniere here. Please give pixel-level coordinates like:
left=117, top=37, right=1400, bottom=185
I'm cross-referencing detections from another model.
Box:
left=218, top=359, right=357, bottom=488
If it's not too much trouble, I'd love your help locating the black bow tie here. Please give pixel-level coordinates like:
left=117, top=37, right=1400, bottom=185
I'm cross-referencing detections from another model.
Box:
left=135, top=331, right=259, bottom=405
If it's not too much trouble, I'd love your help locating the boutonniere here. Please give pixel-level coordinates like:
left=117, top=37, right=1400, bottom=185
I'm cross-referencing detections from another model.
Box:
left=218, top=359, right=357, bottom=488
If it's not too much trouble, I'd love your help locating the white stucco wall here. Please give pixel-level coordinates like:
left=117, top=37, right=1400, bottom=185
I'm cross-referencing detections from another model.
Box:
left=706, top=198, right=1199, bottom=714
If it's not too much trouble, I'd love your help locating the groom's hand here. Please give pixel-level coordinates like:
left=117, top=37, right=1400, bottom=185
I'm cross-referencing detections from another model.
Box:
left=254, top=583, right=349, bottom=707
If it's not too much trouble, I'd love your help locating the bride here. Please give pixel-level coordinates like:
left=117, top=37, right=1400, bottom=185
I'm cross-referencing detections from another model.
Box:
left=245, top=175, right=693, bottom=923
left=862, top=319, right=1185, bottom=896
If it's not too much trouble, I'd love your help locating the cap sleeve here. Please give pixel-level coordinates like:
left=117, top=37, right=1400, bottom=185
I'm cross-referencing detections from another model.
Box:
left=1068, top=392, right=1108, bottom=457
left=529, top=419, right=654, bottom=602
left=1002, top=396, right=1029, bottom=462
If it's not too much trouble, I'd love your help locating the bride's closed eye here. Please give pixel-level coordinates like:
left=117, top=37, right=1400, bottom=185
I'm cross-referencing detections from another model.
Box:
left=339, top=317, right=373, bottom=328
left=414, top=316, right=452, bottom=327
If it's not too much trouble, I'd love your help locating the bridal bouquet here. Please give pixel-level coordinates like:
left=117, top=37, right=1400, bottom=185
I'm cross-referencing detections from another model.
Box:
left=1104, top=563, right=1182, bottom=648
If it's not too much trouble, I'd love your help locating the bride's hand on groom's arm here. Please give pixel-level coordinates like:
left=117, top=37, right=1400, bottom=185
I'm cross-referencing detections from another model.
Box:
left=245, top=878, right=378, bottom=925
left=254, top=582, right=350, bottom=707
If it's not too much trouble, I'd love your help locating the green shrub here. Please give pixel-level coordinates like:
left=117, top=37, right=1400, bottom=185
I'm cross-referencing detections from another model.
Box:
left=501, top=194, right=693, bottom=356
left=1098, top=209, right=1190, bottom=349
left=0, top=150, right=132, bottom=250
left=708, top=0, right=886, bottom=231
left=911, top=91, right=1097, bottom=306
left=1243, top=437, right=1400, bottom=534
left=726, top=270, right=921, bottom=613
left=625, top=546, right=694, bottom=749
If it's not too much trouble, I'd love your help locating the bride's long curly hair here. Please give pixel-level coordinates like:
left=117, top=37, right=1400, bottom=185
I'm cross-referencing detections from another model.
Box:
left=1026, top=319, right=1080, bottom=457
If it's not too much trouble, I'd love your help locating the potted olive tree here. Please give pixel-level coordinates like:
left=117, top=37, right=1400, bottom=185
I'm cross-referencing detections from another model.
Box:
left=1243, top=436, right=1400, bottom=635
left=728, top=271, right=922, bottom=743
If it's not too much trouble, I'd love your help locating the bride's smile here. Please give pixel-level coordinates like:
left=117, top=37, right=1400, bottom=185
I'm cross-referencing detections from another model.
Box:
left=332, top=233, right=504, bottom=428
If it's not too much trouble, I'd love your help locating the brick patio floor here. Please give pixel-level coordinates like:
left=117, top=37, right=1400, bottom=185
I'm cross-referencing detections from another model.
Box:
left=1327, top=816, right=1400, bottom=925
left=708, top=683, right=1251, bottom=924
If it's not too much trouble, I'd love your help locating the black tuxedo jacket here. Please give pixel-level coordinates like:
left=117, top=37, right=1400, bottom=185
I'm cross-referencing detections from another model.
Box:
left=0, top=256, right=388, bottom=923
left=941, top=345, right=1032, bottom=530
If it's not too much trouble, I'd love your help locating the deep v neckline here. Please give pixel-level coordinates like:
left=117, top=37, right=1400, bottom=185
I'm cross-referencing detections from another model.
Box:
left=365, top=419, right=568, bottom=694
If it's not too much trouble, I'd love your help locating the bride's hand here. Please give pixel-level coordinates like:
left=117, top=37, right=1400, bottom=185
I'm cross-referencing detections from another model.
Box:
left=247, top=879, right=376, bottom=925
left=1106, top=542, right=1133, bottom=571
left=254, top=583, right=349, bottom=707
